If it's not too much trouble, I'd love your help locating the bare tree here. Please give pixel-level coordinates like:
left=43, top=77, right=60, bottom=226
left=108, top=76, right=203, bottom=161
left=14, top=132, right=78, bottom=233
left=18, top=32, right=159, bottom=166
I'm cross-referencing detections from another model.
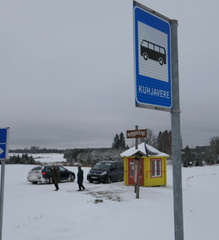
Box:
left=210, top=137, right=219, bottom=153
left=138, top=128, right=157, bottom=147
left=157, top=130, right=172, bottom=155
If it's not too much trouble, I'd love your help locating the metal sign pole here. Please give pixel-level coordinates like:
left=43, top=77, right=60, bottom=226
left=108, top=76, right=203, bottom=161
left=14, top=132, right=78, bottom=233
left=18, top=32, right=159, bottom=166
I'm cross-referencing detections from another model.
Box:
left=0, top=128, right=9, bottom=240
left=136, top=158, right=140, bottom=199
left=133, top=1, right=183, bottom=238
left=134, top=126, right=138, bottom=194
left=0, top=160, right=5, bottom=240
left=135, top=125, right=138, bottom=150
left=170, top=19, right=184, bottom=240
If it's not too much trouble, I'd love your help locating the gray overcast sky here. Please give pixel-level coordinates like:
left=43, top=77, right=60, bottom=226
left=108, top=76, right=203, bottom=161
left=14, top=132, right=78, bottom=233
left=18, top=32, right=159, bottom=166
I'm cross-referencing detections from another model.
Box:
left=1, top=0, right=219, bottom=149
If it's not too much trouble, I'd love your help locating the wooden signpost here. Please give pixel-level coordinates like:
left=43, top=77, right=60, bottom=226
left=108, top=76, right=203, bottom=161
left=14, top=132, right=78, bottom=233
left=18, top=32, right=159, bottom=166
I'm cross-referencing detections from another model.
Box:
left=126, top=126, right=147, bottom=199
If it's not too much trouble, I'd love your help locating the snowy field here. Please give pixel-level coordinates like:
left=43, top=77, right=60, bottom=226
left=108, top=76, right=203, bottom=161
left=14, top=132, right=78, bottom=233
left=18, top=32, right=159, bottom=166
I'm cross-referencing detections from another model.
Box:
left=1, top=155, right=219, bottom=240
left=8, top=153, right=66, bottom=163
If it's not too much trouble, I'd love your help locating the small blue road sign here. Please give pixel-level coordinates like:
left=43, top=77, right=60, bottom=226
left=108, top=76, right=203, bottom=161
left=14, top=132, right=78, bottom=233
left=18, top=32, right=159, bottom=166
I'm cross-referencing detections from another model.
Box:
left=134, top=1, right=172, bottom=111
left=0, top=129, right=7, bottom=143
left=0, top=144, right=6, bottom=159
left=0, top=128, right=9, bottom=160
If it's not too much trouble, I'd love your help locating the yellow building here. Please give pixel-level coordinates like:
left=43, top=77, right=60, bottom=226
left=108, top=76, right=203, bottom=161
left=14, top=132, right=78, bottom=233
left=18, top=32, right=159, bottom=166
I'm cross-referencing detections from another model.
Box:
left=121, top=143, right=169, bottom=187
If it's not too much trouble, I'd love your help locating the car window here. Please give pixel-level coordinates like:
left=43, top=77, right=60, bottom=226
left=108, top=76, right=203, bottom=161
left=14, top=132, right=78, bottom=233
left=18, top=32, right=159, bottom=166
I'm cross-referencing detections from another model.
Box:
left=93, top=162, right=111, bottom=171
left=58, top=166, right=66, bottom=171
left=93, top=163, right=101, bottom=170
left=110, top=163, right=115, bottom=170
left=32, top=166, right=42, bottom=170
left=115, top=162, right=124, bottom=170
left=115, top=162, right=120, bottom=169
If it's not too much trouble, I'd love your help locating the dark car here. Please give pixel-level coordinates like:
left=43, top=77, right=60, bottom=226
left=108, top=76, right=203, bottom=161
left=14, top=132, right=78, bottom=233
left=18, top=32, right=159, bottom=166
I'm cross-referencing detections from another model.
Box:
left=87, top=161, right=124, bottom=183
left=27, top=165, right=75, bottom=184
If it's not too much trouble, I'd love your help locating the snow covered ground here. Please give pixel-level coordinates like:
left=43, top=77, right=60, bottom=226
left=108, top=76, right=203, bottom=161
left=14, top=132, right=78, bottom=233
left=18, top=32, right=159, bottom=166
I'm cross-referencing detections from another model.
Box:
left=2, top=156, right=219, bottom=240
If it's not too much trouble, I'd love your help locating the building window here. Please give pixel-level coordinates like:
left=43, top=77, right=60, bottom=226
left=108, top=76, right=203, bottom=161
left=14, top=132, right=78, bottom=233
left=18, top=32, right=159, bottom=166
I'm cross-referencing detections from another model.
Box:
left=151, top=159, right=162, bottom=177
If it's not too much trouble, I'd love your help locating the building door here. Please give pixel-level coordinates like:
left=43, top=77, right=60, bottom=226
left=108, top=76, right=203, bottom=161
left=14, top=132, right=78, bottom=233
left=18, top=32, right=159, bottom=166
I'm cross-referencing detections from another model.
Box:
left=128, top=158, right=144, bottom=185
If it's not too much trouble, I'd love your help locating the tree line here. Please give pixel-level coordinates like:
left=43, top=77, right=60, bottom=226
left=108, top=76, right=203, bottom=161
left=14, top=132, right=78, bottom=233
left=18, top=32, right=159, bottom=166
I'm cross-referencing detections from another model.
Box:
left=7, top=130, right=219, bottom=167
left=6, top=154, right=39, bottom=165
left=182, top=136, right=219, bottom=167
left=9, top=146, right=64, bottom=154
left=6, top=129, right=172, bottom=165
left=63, top=129, right=172, bottom=164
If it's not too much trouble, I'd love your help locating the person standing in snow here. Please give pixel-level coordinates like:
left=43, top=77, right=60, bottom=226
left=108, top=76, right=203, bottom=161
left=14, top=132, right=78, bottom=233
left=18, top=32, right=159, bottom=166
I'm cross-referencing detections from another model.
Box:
left=51, top=166, right=60, bottom=191
left=77, top=166, right=85, bottom=191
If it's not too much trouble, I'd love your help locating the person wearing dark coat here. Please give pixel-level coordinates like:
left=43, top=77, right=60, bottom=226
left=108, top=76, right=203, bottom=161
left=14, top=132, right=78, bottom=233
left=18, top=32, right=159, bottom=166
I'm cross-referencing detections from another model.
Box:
left=77, top=166, right=85, bottom=191
left=51, top=166, right=60, bottom=191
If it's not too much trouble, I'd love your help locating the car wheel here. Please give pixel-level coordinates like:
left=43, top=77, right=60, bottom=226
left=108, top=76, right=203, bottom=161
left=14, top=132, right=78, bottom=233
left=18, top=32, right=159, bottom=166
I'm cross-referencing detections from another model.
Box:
left=32, top=182, right=38, bottom=184
left=69, top=174, right=75, bottom=182
left=106, top=176, right=112, bottom=183
left=89, top=180, right=93, bottom=183
left=49, top=177, right=53, bottom=184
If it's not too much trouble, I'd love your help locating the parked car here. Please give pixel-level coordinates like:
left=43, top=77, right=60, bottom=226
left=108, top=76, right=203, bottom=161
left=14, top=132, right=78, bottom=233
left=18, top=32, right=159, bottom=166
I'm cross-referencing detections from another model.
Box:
left=27, top=165, right=75, bottom=184
left=87, top=161, right=124, bottom=183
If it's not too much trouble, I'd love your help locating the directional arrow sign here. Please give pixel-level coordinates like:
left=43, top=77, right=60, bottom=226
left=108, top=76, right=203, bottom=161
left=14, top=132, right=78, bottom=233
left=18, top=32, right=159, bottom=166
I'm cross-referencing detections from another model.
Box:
left=0, top=128, right=9, bottom=160
left=0, top=144, right=6, bottom=159
left=0, top=148, right=4, bottom=155
left=126, top=129, right=147, bottom=138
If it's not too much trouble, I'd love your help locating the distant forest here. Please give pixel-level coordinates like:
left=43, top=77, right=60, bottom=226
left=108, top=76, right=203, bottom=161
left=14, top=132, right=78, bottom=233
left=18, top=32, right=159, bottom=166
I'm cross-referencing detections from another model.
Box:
left=8, top=130, right=219, bottom=167
left=9, top=146, right=65, bottom=154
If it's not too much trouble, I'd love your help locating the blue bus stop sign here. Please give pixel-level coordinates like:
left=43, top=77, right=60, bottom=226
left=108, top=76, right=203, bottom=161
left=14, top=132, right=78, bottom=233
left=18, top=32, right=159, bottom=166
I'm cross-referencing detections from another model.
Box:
left=134, top=1, right=172, bottom=111
left=0, top=128, right=9, bottom=160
